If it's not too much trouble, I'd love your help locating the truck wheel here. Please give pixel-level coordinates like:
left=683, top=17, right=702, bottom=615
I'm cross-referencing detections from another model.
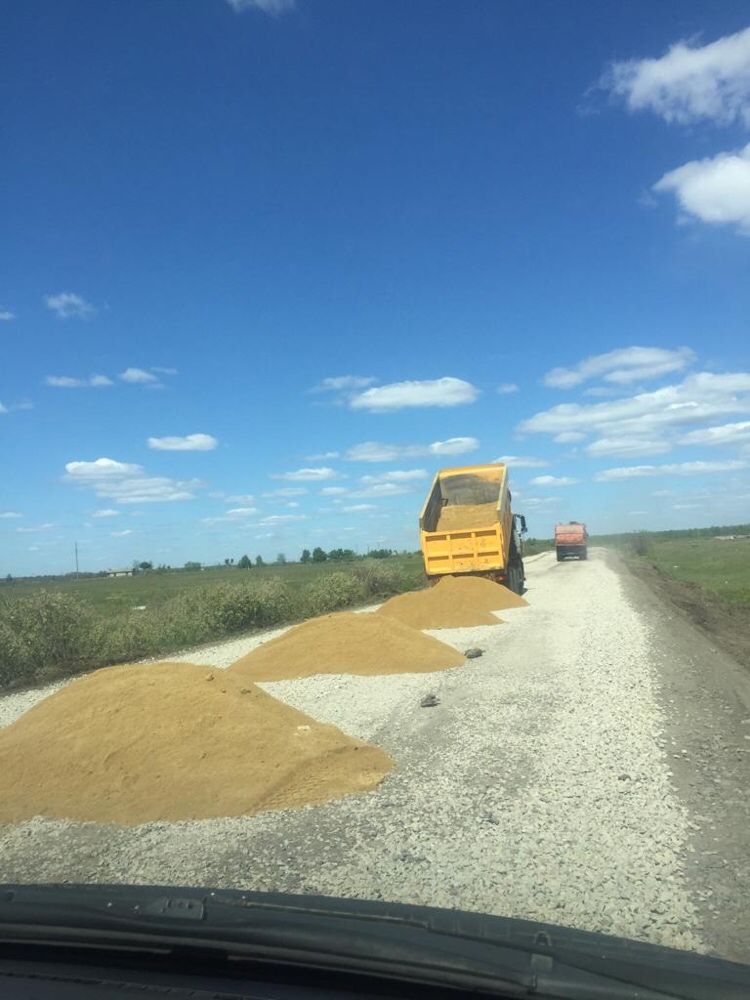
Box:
left=580, top=550, right=588, bottom=561
left=556, top=552, right=563, bottom=562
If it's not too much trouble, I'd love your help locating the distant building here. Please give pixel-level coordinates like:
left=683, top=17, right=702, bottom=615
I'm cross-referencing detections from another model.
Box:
left=107, top=568, right=133, bottom=578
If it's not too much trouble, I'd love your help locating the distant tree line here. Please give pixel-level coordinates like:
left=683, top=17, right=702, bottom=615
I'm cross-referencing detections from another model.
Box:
left=2, top=546, right=422, bottom=585
left=589, top=523, right=750, bottom=546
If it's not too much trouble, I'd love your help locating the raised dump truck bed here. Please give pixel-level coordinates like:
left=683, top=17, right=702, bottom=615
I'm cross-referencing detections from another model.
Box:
left=419, top=463, right=526, bottom=593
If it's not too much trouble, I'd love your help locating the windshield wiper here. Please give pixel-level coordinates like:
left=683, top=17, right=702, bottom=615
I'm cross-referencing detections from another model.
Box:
left=0, top=884, right=747, bottom=999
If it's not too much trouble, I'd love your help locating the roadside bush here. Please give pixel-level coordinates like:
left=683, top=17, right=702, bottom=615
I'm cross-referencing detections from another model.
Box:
left=158, top=580, right=298, bottom=647
left=629, top=532, right=651, bottom=557
left=0, top=591, right=95, bottom=686
left=0, top=566, right=421, bottom=690
left=92, top=610, right=165, bottom=666
left=351, top=561, right=405, bottom=598
left=303, top=572, right=365, bottom=616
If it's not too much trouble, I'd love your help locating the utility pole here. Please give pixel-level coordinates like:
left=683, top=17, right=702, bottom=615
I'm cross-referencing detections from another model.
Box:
left=74, top=541, right=79, bottom=580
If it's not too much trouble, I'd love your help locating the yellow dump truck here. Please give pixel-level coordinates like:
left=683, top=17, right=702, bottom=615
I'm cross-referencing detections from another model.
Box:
left=419, top=463, right=527, bottom=593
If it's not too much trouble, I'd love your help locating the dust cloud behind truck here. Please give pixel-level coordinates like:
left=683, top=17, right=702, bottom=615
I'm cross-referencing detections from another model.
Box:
left=419, top=463, right=527, bottom=593
left=554, top=522, right=588, bottom=561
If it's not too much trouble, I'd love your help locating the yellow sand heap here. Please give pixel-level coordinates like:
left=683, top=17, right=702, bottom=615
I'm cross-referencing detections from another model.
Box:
left=0, top=662, right=392, bottom=826
left=377, top=574, right=527, bottom=629
left=229, top=610, right=465, bottom=681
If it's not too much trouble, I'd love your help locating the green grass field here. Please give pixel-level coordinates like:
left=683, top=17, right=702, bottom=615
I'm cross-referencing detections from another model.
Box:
left=640, top=536, right=750, bottom=605
left=1, top=556, right=425, bottom=617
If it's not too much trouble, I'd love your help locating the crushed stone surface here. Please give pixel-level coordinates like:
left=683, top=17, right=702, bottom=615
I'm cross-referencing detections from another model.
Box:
left=1, top=551, right=738, bottom=957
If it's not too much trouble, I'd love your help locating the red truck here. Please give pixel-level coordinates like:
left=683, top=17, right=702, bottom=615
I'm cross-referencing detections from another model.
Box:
left=554, top=522, right=588, bottom=561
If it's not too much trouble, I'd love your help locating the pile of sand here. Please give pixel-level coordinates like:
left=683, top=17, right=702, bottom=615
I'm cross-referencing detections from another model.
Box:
left=229, top=611, right=465, bottom=681
left=377, top=574, right=527, bottom=629
left=435, top=502, right=498, bottom=531
left=0, top=662, right=392, bottom=826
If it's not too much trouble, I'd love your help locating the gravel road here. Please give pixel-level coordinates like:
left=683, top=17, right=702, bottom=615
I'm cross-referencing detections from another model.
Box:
left=1, top=550, right=748, bottom=963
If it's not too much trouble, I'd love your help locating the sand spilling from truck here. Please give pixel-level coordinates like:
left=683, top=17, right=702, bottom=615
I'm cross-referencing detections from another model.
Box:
left=229, top=611, right=465, bottom=681
left=0, top=662, right=392, bottom=826
left=435, top=502, right=498, bottom=531
left=377, top=574, right=526, bottom=629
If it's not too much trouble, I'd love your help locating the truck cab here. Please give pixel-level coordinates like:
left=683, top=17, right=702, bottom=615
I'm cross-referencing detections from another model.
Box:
left=554, top=522, right=588, bottom=561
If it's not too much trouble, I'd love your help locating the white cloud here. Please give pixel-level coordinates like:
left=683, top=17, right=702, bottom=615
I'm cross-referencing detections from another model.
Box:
left=0, top=310, right=15, bottom=321
left=313, top=376, right=376, bottom=393
left=653, top=144, right=750, bottom=234
left=345, top=436, right=478, bottom=462
left=202, top=506, right=260, bottom=525
left=350, top=377, right=479, bottom=412
left=226, top=493, right=256, bottom=503
left=17, top=523, right=55, bottom=533
left=152, top=366, right=178, bottom=375
left=585, top=436, right=671, bottom=458
left=603, top=25, right=750, bottom=126
left=0, top=399, right=30, bottom=415
left=226, top=0, right=295, bottom=14
left=111, top=529, right=133, bottom=537
left=271, top=467, right=339, bottom=482
left=148, top=433, right=218, bottom=452
left=553, top=432, right=584, bottom=443
left=45, top=292, right=95, bottom=319
left=0, top=511, right=23, bottom=519
left=92, top=509, right=120, bottom=518
left=119, top=367, right=159, bottom=384
left=45, top=374, right=113, bottom=388
left=429, top=436, right=480, bottom=456
left=520, top=372, right=750, bottom=445
left=595, top=460, right=746, bottom=482
left=320, top=486, right=348, bottom=496
left=359, top=469, right=428, bottom=484
left=497, top=382, right=519, bottom=395
left=582, top=386, right=622, bottom=398
left=679, top=420, right=750, bottom=445
left=259, top=514, right=307, bottom=525
left=495, top=455, right=549, bottom=468
left=351, top=482, right=414, bottom=498
left=522, top=496, right=561, bottom=508
left=305, top=451, right=340, bottom=460
left=530, top=475, right=578, bottom=486
left=543, top=346, right=694, bottom=389
left=343, top=504, right=377, bottom=513
left=673, top=502, right=702, bottom=510
left=64, top=457, right=200, bottom=503
left=261, top=487, right=307, bottom=498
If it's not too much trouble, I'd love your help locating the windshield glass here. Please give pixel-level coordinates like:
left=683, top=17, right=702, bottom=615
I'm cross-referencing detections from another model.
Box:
left=1, top=0, right=749, bottom=977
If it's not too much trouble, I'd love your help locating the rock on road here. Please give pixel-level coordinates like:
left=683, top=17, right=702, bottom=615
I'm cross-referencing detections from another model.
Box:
left=1, top=550, right=748, bottom=963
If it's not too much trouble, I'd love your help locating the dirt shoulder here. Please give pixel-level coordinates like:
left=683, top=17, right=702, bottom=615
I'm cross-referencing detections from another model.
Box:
left=621, top=555, right=750, bottom=672
left=611, top=550, right=750, bottom=963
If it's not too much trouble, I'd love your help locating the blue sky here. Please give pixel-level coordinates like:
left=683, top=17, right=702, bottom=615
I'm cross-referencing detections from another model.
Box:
left=2, top=0, right=750, bottom=575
